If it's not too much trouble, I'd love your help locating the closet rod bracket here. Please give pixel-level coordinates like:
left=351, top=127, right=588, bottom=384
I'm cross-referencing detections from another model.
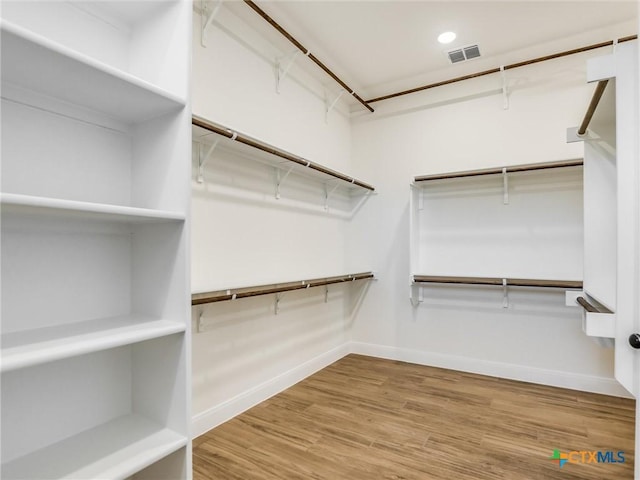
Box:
left=325, top=89, right=346, bottom=123
left=502, top=168, right=509, bottom=205
left=502, top=278, right=509, bottom=308
left=275, top=165, right=295, bottom=199
left=324, top=181, right=341, bottom=210
left=276, top=49, right=305, bottom=94
left=197, top=139, right=219, bottom=183
left=500, top=66, right=509, bottom=110
left=201, top=0, right=223, bottom=47
left=410, top=282, right=423, bottom=307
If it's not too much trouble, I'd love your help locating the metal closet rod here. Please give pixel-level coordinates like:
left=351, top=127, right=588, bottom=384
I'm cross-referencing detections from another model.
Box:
left=243, top=0, right=374, bottom=113
left=576, top=296, right=613, bottom=314
left=414, top=158, right=583, bottom=183
left=413, top=275, right=583, bottom=289
left=368, top=35, right=637, bottom=104
left=192, top=272, right=375, bottom=305
left=577, top=80, right=609, bottom=135
left=192, top=115, right=375, bottom=191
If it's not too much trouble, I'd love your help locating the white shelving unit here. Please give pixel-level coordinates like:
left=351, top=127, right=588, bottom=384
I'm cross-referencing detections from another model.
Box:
left=1, top=1, right=191, bottom=479
left=409, top=161, right=584, bottom=305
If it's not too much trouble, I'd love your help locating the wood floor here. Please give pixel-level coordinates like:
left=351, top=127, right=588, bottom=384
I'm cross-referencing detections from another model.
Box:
left=193, top=354, right=636, bottom=480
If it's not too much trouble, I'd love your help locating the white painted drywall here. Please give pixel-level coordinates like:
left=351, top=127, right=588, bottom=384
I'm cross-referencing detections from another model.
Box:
left=191, top=7, right=362, bottom=435
left=347, top=50, right=621, bottom=387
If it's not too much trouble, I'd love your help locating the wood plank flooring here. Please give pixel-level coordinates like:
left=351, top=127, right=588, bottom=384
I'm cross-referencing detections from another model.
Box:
left=193, top=354, right=635, bottom=480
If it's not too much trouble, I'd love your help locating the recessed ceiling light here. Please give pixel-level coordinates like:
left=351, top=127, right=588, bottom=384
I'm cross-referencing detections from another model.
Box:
left=438, top=31, right=456, bottom=44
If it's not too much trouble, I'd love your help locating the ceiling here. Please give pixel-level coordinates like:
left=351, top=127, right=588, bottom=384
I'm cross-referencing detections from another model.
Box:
left=224, top=1, right=637, bottom=107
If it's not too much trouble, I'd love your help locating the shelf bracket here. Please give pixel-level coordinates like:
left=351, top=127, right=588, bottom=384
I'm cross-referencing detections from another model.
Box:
left=502, top=167, right=509, bottom=205
left=410, top=282, right=423, bottom=307
left=197, top=139, right=219, bottom=183
left=201, top=0, right=223, bottom=48
left=275, top=292, right=283, bottom=315
left=502, top=278, right=509, bottom=308
left=276, top=49, right=306, bottom=94
left=197, top=310, right=205, bottom=333
left=275, top=165, right=295, bottom=199
left=612, top=37, right=619, bottom=54
left=324, top=181, right=341, bottom=210
left=325, top=89, right=346, bottom=123
left=325, top=285, right=329, bottom=303
left=500, top=66, right=509, bottom=110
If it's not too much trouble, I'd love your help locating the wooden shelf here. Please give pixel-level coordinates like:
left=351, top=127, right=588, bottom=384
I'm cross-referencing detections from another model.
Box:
left=1, top=20, right=185, bottom=123
left=1, top=414, right=187, bottom=480
left=192, top=272, right=375, bottom=306
left=413, top=275, right=582, bottom=289
left=0, top=193, right=185, bottom=223
left=1, top=315, right=185, bottom=373
left=414, top=159, right=583, bottom=183
left=192, top=115, right=375, bottom=192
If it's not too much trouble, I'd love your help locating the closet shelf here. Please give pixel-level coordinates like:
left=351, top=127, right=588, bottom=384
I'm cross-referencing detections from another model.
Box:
left=0, top=193, right=185, bottom=223
left=192, top=272, right=375, bottom=306
left=0, top=20, right=185, bottom=123
left=1, top=315, right=185, bottom=373
left=414, top=159, right=583, bottom=183
left=192, top=115, right=375, bottom=192
left=413, top=275, right=582, bottom=289
left=1, top=414, right=187, bottom=480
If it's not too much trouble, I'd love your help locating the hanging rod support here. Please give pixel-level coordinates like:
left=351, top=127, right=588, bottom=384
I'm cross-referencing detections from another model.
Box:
left=325, top=285, right=329, bottom=303
left=502, top=279, right=509, bottom=308
left=502, top=167, right=509, bottom=205
left=275, top=165, right=295, bottom=199
left=276, top=50, right=305, bottom=93
left=197, top=310, right=205, bottom=333
left=197, top=139, right=219, bottom=183
left=324, top=181, right=341, bottom=210
left=275, top=292, right=282, bottom=315
left=325, top=89, right=346, bottom=123
left=500, top=66, right=509, bottom=110
left=201, top=0, right=223, bottom=47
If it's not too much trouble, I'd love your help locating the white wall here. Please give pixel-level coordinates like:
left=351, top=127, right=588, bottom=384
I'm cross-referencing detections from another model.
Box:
left=348, top=50, right=628, bottom=396
left=191, top=6, right=365, bottom=435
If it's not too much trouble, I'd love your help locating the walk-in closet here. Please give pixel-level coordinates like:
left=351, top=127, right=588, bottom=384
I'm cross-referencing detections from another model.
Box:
left=1, top=1, right=639, bottom=479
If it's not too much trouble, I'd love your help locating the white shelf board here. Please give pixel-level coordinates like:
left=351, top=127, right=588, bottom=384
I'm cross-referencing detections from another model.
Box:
left=1, top=315, right=185, bottom=372
left=1, top=414, right=187, bottom=480
left=0, top=193, right=185, bottom=223
left=0, top=20, right=185, bottom=123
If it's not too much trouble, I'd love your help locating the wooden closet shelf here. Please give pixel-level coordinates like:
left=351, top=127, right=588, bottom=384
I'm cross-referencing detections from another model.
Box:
left=413, top=275, right=582, bottom=289
left=192, top=272, right=375, bottom=306
left=414, top=159, right=583, bottom=183
left=192, top=115, right=375, bottom=191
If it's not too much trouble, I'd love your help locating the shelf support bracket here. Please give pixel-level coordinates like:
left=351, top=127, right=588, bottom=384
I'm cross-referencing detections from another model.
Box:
left=276, top=50, right=306, bottom=94
left=275, top=292, right=284, bottom=315
left=325, top=89, right=346, bottom=123
left=502, top=167, right=509, bottom=205
left=197, top=310, right=205, bottom=333
left=197, top=139, right=219, bottom=184
left=502, top=278, right=509, bottom=308
left=275, top=166, right=295, bottom=199
left=410, top=282, right=423, bottom=307
left=500, top=65, right=509, bottom=110
left=325, top=285, right=329, bottom=303
left=324, top=181, right=341, bottom=210
left=201, top=0, right=223, bottom=48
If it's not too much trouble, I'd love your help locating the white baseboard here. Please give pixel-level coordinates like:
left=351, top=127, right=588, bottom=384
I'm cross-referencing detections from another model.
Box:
left=350, top=341, right=633, bottom=398
left=192, top=342, right=351, bottom=438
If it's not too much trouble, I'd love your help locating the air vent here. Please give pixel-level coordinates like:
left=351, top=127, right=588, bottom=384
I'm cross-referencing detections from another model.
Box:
left=446, top=44, right=481, bottom=63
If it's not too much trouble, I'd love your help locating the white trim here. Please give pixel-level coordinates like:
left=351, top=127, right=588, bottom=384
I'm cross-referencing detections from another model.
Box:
left=350, top=342, right=632, bottom=398
left=191, top=343, right=350, bottom=438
